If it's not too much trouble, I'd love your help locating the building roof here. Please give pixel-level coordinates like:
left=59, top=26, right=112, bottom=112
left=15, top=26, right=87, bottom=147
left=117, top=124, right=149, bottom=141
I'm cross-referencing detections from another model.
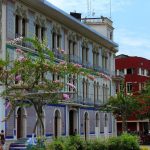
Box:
left=20, top=0, right=118, bottom=52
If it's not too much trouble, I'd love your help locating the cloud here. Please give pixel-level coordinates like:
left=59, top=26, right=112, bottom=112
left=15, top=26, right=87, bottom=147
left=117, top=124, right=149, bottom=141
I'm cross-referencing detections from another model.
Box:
left=115, top=28, right=150, bottom=59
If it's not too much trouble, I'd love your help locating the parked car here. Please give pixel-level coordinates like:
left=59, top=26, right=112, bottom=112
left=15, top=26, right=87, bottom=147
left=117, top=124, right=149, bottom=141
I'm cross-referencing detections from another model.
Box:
left=9, top=138, right=36, bottom=150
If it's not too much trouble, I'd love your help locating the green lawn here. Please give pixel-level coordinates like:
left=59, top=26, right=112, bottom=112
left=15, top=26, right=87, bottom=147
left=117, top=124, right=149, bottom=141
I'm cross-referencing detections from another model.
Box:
left=140, top=146, right=150, bottom=150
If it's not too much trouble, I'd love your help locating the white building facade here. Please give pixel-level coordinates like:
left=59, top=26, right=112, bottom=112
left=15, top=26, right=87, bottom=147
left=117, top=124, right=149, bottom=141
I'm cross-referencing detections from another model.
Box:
left=0, top=0, right=118, bottom=141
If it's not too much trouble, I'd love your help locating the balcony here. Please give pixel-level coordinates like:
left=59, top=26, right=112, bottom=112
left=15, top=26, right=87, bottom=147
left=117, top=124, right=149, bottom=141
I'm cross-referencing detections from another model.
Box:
left=67, top=54, right=82, bottom=64
left=112, top=71, right=124, bottom=81
left=82, top=61, right=93, bottom=69
left=60, top=94, right=104, bottom=107
left=93, top=65, right=110, bottom=75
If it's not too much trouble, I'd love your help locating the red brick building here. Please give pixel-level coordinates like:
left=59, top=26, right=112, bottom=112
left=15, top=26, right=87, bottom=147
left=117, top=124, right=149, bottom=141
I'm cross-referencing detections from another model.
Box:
left=115, top=54, right=150, bottom=134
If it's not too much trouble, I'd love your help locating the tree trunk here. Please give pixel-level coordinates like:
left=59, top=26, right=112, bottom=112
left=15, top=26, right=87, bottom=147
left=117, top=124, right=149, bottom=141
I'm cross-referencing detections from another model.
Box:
left=122, top=116, right=127, bottom=132
left=32, top=102, right=45, bottom=136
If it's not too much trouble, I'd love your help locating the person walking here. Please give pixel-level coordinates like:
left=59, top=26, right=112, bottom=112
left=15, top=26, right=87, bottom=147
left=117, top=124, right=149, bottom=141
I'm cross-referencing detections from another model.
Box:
left=0, top=130, right=5, bottom=150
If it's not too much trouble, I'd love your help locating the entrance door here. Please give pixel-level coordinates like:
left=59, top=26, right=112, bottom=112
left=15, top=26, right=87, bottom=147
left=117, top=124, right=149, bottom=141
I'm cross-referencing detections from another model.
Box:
left=17, top=108, right=26, bottom=138
left=54, top=110, right=61, bottom=138
left=69, top=110, right=74, bottom=135
left=84, top=112, right=89, bottom=140
left=17, top=108, right=22, bottom=138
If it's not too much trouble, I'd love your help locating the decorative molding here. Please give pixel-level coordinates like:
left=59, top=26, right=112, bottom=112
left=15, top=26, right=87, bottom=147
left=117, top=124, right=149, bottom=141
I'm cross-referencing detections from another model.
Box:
left=67, top=31, right=77, bottom=42
left=35, top=14, right=46, bottom=28
left=92, top=43, right=99, bottom=53
left=82, top=38, right=89, bottom=48
left=15, top=3, right=28, bottom=20
left=51, top=22, right=61, bottom=35
left=102, top=48, right=108, bottom=57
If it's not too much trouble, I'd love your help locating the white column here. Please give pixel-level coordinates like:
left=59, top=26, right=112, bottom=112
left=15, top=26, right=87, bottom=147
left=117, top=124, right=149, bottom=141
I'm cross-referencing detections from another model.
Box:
left=137, top=122, right=140, bottom=132
left=124, top=68, right=127, bottom=75
left=0, top=3, right=6, bottom=131
left=78, top=108, right=80, bottom=135
left=65, top=105, right=69, bottom=136
left=0, top=86, right=5, bottom=131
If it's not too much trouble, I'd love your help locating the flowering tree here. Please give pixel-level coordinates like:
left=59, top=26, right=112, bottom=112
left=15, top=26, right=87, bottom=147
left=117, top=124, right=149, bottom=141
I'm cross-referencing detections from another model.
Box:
left=0, top=37, right=95, bottom=136
left=103, top=85, right=140, bottom=132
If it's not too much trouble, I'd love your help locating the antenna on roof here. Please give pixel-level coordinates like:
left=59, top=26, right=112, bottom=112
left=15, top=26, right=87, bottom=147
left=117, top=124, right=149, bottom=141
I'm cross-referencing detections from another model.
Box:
left=87, top=0, right=92, bottom=17
left=109, top=0, right=112, bottom=19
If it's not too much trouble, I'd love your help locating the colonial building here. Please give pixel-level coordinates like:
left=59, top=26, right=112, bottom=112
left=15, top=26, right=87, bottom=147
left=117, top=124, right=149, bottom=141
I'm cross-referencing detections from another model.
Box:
left=115, top=54, right=150, bottom=134
left=0, top=0, right=118, bottom=142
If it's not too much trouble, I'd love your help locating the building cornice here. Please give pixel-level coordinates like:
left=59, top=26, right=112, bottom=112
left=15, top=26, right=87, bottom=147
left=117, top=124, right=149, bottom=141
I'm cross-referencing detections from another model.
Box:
left=19, top=0, right=118, bottom=53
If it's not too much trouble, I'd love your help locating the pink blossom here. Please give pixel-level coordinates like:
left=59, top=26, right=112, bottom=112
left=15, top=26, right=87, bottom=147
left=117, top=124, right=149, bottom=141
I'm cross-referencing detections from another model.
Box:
left=16, top=48, right=23, bottom=54
left=74, top=64, right=82, bottom=68
left=5, top=101, right=11, bottom=109
left=15, top=75, right=21, bottom=81
left=17, top=56, right=27, bottom=62
left=59, top=61, right=66, bottom=65
left=63, top=94, right=70, bottom=100
left=61, top=49, right=65, bottom=53
left=53, top=80, right=60, bottom=83
left=87, top=75, right=95, bottom=81
left=67, top=83, right=76, bottom=89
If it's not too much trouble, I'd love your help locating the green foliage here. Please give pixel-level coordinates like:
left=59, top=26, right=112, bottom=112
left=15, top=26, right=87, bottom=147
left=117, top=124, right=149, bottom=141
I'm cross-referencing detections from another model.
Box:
left=46, top=139, right=64, bottom=150
left=64, top=136, right=86, bottom=150
left=45, top=133, right=140, bottom=150
left=119, top=133, right=140, bottom=150
left=85, top=139, right=108, bottom=150
left=102, top=89, right=140, bottom=132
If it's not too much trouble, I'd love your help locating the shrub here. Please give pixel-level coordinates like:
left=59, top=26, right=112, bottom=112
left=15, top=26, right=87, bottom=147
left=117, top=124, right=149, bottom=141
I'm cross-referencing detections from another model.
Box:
left=46, top=138, right=64, bottom=150
left=119, top=133, right=140, bottom=150
left=64, top=135, right=85, bottom=150
left=86, top=139, right=108, bottom=150
left=108, top=136, right=121, bottom=150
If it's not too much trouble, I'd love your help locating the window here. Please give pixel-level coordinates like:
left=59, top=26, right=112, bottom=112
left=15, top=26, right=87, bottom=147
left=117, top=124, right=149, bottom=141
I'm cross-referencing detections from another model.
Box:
left=110, top=32, right=113, bottom=40
left=102, top=55, right=107, bottom=69
left=83, top=79, right=89, bottom=101
left=93, top=52, right=99, bottom=66
left=52, top=32, right=55, bottom=49
left=41, top=27, right=45, bottom=41
left=127, top=82, right=132, bottom=93
left=82, top=48, right=89, bottom=64
left=97, top=82, right=99, bottom=102
left=15, top=15, right=19, bottom=36
left=35, top=24, right=39, bottom=38
left=93, top=81, right=97, bottom=104
left=127, top=68, right=134, bottom=74
left=22, top=18, right=26, bottom=37
left=57, top=34, right=61, bottom=48
left=52, top=32, right=61, bottom=49
left=15, top=15, right=27, bottom=38
left=141, top=69, right=144, bottom=76
left=35, top=25, right=45, bottom=41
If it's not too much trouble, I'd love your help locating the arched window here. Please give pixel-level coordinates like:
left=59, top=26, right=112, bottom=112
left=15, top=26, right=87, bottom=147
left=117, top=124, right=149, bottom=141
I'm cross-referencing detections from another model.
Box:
left=96, top=113, right=99, bottom=127
left=104, top=114, right=108, bottom=127
left=54, top=110, right=61, bottom=138
left=84, top=112, right=89, bottom=140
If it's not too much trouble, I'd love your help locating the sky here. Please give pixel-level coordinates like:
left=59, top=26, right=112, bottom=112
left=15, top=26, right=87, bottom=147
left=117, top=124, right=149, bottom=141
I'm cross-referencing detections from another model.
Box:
left=47, top=0, right=150, bottom=59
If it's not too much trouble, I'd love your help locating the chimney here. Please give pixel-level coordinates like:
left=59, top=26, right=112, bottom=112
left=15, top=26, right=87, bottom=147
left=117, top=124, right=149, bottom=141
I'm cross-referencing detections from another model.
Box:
left=70, top=12, right=81, bottom=21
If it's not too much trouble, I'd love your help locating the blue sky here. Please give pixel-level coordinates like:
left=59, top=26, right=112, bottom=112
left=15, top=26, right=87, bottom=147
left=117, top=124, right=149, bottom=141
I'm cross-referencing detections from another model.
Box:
left=47, top=0, right=150, bottom=59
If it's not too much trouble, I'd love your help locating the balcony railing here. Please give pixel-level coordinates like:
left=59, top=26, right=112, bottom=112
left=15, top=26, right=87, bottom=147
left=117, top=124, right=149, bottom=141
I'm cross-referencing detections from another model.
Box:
left=112, top=71, right=124, bottom=80
left=82, top=61, right=93, bottom=69
left=93, top=65, right=110, bottom=75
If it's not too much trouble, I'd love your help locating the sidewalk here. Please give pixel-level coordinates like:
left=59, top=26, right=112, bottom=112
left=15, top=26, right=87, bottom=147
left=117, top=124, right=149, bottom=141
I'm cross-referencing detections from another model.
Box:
left=141, top=145, right=150, bottom=150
